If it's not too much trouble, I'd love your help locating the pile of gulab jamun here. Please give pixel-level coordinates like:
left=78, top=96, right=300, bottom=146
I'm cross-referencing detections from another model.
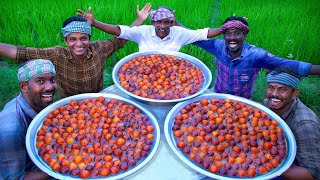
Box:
left=36, top=96, right=155, bottom=178
left=172, top=98, right=287, bottom=178
left=118, top=54, right=204, bottom=100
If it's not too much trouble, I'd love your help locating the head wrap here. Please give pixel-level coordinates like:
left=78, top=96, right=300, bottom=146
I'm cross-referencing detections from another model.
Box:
left=266, top=71, right=300, bottom=89
left=221, top=20, right=250, bottom=34
left=17, top=59, right=56, bottom=82
left=149, top=7, right=174, bottom=22
left=61, top=21, right=91, bottom=37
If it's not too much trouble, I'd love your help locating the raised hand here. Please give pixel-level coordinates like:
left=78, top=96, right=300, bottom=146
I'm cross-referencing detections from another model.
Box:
left=136, top=3, right=152, bottom=22
left=77, top=7, right=95, bottom=25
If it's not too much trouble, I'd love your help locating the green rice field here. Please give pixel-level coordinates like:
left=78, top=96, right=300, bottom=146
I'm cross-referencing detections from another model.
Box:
left=0, top=0, right=319, bottom=115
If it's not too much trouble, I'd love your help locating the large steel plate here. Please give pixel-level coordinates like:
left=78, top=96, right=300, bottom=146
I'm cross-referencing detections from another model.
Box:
left=112, top=50, right=212, bottom=106
left=164, top=93, right=296, bottom=180
left=26, top=93, right=160, bottom=180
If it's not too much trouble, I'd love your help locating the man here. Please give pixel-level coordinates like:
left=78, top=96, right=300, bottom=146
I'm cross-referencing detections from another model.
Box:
left=0, top=59, right=56, bottom=180
left=0, top=4, right=150, bottom=98
left=77, top=5, right=222, bottom=52
left=262, top=68, right=320, bottom=180
left=192, top=16, right=320, bottom=99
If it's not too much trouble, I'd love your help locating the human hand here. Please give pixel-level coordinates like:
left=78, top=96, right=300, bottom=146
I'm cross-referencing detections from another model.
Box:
left=136, top=2, right=152, bottom=22
left=77, top=7, right=95, bottom=25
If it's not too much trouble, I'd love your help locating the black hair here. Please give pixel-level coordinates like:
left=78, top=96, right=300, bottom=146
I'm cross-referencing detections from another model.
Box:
left=222, top=16, right=249, bottom=27
left=266, top=67, right=301, bottom=80
left=62, top=16, right=88, bottom=28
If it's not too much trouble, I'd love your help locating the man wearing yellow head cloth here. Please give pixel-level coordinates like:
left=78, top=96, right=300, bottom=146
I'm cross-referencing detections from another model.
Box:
left=0, top=59, right=56, bottom=179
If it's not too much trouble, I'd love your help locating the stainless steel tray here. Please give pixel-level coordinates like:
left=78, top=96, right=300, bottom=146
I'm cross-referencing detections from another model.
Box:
left=112, top=50, right=212, bottom=106
left=164, top=93, right=296, bottom=180
left=26, top=93, right=161, bottom=180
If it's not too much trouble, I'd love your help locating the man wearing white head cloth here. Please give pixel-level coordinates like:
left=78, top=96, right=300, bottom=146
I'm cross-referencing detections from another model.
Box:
left=77, top=4, right=223, bottom=52
left=0, top=5, right=150, bottom=98
left=0, top=59, right=56, bottom=179
left=262, top=67, right=320, bottom=180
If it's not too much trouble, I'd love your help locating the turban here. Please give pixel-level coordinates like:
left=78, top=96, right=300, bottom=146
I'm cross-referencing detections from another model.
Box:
left=61, top=21, right=91, bottom=37
left=221, top=20, right=250, bottom=34
left=17, top=59, right=56, bottom=82
left=266, top=71, right=300, bottom=89
left=150, top=7, right=174, bottom=22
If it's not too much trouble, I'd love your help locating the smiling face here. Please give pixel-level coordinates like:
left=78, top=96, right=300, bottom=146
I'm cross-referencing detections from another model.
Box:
left=21, top=73, right=57, bottom=112
left=64, top=32, right=90, bottom=61
left=266, top=82, right=299, bottom=116
left=224, top=29, right=246, bottom=58
left=152, top=19, right=174, bottom=39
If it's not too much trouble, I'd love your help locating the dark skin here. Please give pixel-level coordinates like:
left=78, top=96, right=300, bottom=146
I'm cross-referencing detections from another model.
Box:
left=223, top=29, right=246, bottom=59
left=20, top=73, right=56, bottom=113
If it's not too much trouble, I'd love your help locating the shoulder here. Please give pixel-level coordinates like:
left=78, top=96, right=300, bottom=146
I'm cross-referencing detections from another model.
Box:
left=293, top=99, right=319, bottom=122
left=0, top=98, right=20, bottom=134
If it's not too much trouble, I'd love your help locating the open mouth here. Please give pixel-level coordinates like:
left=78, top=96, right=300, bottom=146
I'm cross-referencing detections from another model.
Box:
left=41, top=93, right=54, bottom=102
left=229, top=42, right=237, bottom=48
left=269, top=98, right=282, bottom=107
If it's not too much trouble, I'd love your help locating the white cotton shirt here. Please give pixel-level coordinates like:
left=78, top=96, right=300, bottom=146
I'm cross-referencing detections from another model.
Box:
left=118, top=25, right=209, bottom=52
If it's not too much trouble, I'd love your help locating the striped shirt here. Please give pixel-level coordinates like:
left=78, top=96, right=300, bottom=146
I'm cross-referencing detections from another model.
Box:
left=16, top=37, right=124, bottom=97
left=0, top=93, right=38, bottom=180
left=263, top=98, right=320, bottom=179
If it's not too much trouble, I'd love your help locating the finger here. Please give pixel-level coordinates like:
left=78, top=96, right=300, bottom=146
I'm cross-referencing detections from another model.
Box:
left=77, top=9, right=84, bottom=14
left=89, top=7, right=93, bottom=14
left=136, top=4, right=139, bottom=12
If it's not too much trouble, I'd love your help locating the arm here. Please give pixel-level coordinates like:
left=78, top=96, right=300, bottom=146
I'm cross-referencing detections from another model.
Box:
left=281, top=165, right=314, bottom=180
left=309, top=65, right=320, bottom=75
left=77, top=3, right=151, bottom=36
left=175, top=20, right=222, bottom=38
left=24, top=170, right=51, bottom=180
left=0, top=42, right=17, bottom=60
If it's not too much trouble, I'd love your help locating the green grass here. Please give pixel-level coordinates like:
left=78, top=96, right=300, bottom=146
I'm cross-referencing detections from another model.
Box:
left=0, top=0, right=319, bottom=116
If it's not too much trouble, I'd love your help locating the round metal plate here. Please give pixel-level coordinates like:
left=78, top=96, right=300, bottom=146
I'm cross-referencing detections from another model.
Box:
left=164, top=93, right=296, bottom=180
left=112, top=50, right=212, bottom=106
left=26, top=93, right=161, bottom=180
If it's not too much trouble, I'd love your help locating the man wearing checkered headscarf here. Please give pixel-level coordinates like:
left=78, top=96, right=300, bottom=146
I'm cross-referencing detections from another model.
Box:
left=0, top=59, right=57, bottom=179
left=192, top=16, right=318, bottom=99
left=77, top=4, right=223, bottom=52
left=262, top=68, right=320, bottom=180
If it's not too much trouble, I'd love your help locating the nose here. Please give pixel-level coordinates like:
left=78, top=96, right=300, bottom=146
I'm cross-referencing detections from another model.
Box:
left=271, top=89, right=279, bottom=97
left=44, top=81, right=56, bottom=91
left=75, top=39, right=83, bottom=46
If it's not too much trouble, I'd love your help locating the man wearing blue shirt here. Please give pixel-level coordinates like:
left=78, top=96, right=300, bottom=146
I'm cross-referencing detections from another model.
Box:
left=0, top=59, right=56, bottom=180
left=193, top=16, right=320, bottom=99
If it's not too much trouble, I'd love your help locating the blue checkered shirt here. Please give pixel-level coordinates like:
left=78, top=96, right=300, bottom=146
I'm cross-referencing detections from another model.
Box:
left=0, top=93, right=38, bottom=180
left=193, top=39, right=312, bottom=99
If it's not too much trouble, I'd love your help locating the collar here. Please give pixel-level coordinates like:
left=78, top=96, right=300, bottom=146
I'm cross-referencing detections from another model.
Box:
left=66, top=47, right=93, bottom=62
left=17, top=93, right=38, bottom=119
left=279, top=98, right=298, bottom=121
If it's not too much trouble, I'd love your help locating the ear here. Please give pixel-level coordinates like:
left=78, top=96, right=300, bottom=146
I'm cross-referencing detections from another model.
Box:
left=20, top=82, right=29, bottom=93
left=64, top=37, right=68, bottom=45
left=292, top=88, right=299, bottom=99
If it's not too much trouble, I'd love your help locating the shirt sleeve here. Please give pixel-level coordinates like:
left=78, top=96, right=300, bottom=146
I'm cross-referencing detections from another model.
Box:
left=291, top=119, right=320, bottom=179
left=176, top=27, right=209, bottom=46
left=15, top=46, right=59, bottom=64
left=118, top=25, right=143, bottom=43
left=254, top=48, right=312, bottom=77
left=0, top=117, right=27, bottom=179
